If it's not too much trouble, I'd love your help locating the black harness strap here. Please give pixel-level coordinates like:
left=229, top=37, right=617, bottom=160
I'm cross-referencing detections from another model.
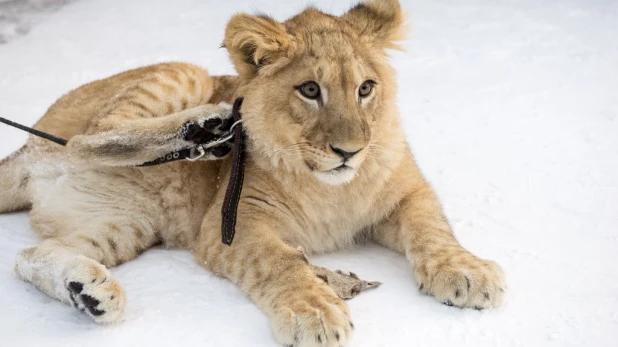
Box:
left=137, top=148, right=194, bottom=167
left=221, top=97, right=246, bottom=246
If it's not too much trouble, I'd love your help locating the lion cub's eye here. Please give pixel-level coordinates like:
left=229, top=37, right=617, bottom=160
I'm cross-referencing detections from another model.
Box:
left=359, top=80, right=376, bottom=98
left=297, top=81, right=321, bottom=100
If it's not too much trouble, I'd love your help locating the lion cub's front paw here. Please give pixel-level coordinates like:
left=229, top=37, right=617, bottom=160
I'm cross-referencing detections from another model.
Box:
left=270, top=285, right=354, bottom=347
left=418, top=252, right=506, bottom=310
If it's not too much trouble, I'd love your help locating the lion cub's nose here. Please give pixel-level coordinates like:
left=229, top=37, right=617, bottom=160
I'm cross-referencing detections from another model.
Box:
left=329, top=144, right=362, bottom=160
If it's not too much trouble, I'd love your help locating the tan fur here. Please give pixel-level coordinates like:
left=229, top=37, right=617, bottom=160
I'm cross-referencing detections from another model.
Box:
left=0, top=146, right=30, bottom=212
left=1, top=1, right=505, bottom=345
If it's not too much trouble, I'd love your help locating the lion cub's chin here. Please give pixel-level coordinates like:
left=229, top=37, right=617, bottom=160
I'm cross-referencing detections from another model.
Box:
left=313, top=166, right=358, bottom=186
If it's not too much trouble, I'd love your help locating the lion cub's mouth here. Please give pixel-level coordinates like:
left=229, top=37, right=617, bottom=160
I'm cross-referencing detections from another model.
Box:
left=313, top=164, right=358, bottom=186
left=331, top=164, right=350, bottom=172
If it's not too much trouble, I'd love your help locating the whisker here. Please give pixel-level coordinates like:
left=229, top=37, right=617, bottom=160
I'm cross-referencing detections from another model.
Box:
left=363, top=154, right=396, bottom=172
left=272, top=142, right=310, bottom=155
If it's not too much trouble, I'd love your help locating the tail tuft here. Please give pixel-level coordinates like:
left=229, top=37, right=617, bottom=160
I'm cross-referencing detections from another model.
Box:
left=0, top=146, right=31, bottom=213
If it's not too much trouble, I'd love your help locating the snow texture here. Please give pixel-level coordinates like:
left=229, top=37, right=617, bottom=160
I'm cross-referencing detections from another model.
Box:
left=0, top=0, right=617, bottom=346
left=0, top=0, right=73, bottom=44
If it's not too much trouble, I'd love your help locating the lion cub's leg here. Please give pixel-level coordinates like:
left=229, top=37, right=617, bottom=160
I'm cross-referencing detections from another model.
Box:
left=374, top=183, right=506, bottom=310
left=67, top=103, right=234, bottom=167
left=15, top=215, right=160, bottom=323
left=196, top=213, right=354, bottom=347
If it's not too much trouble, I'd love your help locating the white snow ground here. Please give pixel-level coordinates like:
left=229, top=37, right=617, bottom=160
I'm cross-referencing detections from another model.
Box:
left=0, top=0, right=74, bottom=43
left=0, top=0, right=617, bottom=346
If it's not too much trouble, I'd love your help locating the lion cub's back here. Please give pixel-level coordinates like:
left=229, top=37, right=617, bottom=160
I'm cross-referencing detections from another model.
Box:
left=33, top=62, right=214, bottom=141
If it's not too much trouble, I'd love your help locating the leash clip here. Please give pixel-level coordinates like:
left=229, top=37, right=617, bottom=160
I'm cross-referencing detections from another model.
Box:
left=203, top=119, right=243, bottom=149
left=186, top=145, right=206, bottom=161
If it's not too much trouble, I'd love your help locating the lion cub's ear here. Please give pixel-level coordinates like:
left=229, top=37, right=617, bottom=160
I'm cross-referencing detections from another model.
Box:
left=342, top=0, right=406, bottom=50
left=223, top=14, right=292, bottom=78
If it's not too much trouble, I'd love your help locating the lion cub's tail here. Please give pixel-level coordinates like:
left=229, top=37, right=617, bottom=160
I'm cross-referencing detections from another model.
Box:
left=0, top=145, right=31, bottom=213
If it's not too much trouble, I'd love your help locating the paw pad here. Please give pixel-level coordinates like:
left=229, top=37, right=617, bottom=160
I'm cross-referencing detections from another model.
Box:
left=62, top=258, right=125, bottom=323
left=68, top=281, right=84, bottom=294
left=418, top=255, right=505, bottom=310
left=181, top=115, right=235, bottom=160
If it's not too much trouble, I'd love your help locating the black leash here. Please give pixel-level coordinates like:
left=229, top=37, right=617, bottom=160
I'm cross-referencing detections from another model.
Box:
left=0, top=117, right=67, bottom=146
left=0, top=98, right=247, bottom=246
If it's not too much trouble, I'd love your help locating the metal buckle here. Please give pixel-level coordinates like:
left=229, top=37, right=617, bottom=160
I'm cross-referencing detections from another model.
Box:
left=202, top=119, right=243, bottom=149
left=186, top=145, right=206, bottom=161
left=185, top=119, right=243, bottom=162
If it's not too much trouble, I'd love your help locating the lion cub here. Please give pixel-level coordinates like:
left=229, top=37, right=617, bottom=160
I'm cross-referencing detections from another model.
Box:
left=0, top=0, right=505, bottom=345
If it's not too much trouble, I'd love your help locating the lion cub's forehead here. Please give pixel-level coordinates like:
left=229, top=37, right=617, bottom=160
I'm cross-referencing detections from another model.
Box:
left=283, top=8, right=378, bottom=83
left=298, top=38, right=373, bottom=86
left=286, top=8, right=361, bottom=56
left=293, top=30, right=371, bottom=81
left=301, top=55, right=367, bottom=88
left=305, top=32, right=357, bottom=58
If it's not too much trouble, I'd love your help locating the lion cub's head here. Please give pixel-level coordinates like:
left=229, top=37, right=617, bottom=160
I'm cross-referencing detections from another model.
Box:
left=224, top=0, right=405, bottom=186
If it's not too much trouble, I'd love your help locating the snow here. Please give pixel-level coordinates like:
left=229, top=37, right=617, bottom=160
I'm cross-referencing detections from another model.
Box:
left=1, top=0, right=617, bottom=346
left=0, top=0, right=73, bottom=44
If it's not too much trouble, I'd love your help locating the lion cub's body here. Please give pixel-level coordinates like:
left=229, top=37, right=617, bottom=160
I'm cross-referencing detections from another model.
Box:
left=1, top=63, right=237, bottom=320
left=0, top=1, right=505, bottom=346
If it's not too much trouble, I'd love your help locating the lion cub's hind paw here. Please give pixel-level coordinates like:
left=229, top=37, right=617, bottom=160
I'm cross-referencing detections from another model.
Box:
left=63, top=256, right=125, bottom=323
